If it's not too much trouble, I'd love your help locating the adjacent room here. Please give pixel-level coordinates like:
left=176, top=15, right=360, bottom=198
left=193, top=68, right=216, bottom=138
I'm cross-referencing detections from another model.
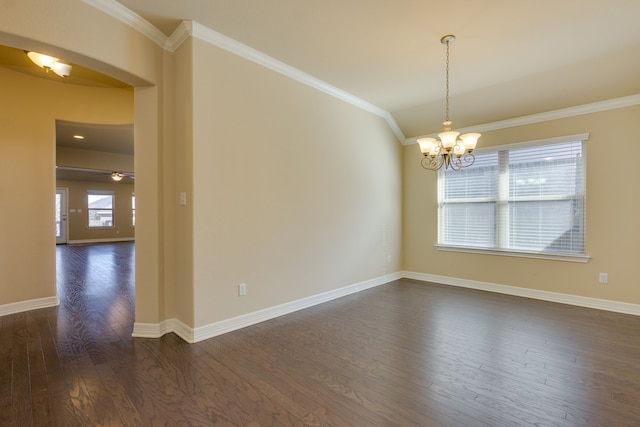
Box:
left=1, top=0, right=640, bottom=424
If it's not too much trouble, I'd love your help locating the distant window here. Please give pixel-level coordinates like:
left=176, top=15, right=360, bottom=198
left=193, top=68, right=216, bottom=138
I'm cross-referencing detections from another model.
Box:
left=438, top=135, right=587, bottom=258
left=87, top=191, right=115, bottom=228
left=131, top=193, right=135, bottom=227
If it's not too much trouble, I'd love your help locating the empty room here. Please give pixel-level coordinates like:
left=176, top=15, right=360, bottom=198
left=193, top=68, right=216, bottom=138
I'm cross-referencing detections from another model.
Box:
left=1, top=1, right=640, bottom=425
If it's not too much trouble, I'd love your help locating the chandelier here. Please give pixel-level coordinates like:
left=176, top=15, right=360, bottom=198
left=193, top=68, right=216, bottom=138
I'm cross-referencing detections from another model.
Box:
left=418, top=35, right=480, bottom=171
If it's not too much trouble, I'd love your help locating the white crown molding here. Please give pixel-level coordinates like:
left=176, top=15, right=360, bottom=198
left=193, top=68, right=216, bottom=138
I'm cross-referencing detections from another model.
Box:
left=82, top=1, right=407, bottom=142
left=380, top=111, right=406, bottom=142
left=166, top=21, right=192, bottom=52
left=85, top=2, right=639, bottom=146
left=82, top=0, right=168, bottom=48
left=403, top=94, right=640, bottom=145
left=403, top=271, right=640, bottom=317
left=133, top=272, right=402, bottom=343
left=171, top=21, right=406, bottom=142
left=0, top=296, right=59, bottom=317
left=81, top=3, right=407, bottom=140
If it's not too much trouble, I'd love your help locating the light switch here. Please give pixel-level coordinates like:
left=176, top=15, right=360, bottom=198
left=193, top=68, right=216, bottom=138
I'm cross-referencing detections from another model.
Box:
left=179, top=191, right=187, bottom=206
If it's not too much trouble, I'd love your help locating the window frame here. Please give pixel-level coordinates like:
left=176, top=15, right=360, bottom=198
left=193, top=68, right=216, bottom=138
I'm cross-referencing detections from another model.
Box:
left=87, top=190, right=116, bottom=229
left=436, top=133, right=590, bottom=263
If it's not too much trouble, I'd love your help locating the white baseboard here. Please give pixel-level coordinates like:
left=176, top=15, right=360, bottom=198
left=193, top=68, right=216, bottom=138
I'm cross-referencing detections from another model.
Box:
left=0, top=296, right=59, bottom=317
left=131, top=320, right=171, bottom=338
left=133, top=272, right=403, bottom=343
left=111, top=270, right=640, bottom=343
left=132, top=318, right=194, bottom=341
left=403, top=271, right=640, bottom=316
left=67, top=237, right=135, bottom=244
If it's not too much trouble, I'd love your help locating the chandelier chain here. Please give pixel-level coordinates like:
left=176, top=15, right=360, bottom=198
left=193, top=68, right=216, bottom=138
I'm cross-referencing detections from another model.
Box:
left=445, top=39, right=450, bottom=123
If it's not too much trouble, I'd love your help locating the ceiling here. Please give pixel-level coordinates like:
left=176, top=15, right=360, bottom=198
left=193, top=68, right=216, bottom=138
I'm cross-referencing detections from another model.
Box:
left=0, top=45, right=130, bottom=89
left=115, top=0, right=640, bottom=138
left=2, top=0, right=640, bottom=146
left=56, top=120, right=133, bottom=156
left=55, top=120, right=134, bottom=183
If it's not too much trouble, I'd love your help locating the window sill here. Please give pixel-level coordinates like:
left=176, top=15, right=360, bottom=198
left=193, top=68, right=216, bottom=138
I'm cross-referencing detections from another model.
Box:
left=436, top=244, right=591, bottom=263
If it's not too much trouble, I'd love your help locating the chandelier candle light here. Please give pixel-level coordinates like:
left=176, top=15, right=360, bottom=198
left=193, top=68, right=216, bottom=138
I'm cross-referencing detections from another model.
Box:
left=418, top=35, right=480, bottom=171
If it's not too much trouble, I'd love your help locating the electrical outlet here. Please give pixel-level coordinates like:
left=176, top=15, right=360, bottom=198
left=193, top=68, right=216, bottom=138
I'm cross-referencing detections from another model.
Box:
left=599, top=273, right=608, bottom=284
left=238, top=283, right=246, bottom=296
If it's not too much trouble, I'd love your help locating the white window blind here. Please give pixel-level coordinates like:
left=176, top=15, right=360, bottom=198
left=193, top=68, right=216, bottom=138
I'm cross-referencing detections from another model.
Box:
left=438, top=135, right=586, bottom=256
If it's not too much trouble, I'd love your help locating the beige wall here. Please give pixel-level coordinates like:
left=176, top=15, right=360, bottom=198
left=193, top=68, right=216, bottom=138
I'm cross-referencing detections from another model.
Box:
left=133, top=85, right=166, bottom=324
left=162, top=39, right=195, bottom=323
left=190, top=38, right=402, bottom=327
left=6, top=0, right=637, bottom=334
left=403, top=105, right=640, bottom=304
left=0, top=2, right=404, bottom=332
left=0, top=66, right=133, bottom=306
left=56, top=180, right=135, bottom=241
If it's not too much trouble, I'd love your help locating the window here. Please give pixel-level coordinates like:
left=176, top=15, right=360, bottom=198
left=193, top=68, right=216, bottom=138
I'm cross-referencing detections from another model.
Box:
left=438, top=134, right=587, bottom=259
left=87, top=191, right=115, bottom=228
left=131, top=193, right=135, bottom=227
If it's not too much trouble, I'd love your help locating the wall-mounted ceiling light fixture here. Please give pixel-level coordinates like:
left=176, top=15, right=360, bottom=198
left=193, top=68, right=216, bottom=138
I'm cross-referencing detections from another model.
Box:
left=111, top=172, right=124, bottom=182
left=26, top=51, right=72, bottom=78
left=73, top=135, right=85, bottom=140
left=417, top=35, right=480, bottom=171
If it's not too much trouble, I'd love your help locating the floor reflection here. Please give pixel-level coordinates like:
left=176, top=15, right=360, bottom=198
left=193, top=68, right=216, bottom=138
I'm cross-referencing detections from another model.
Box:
left=55, top=242, right=135, bottom=353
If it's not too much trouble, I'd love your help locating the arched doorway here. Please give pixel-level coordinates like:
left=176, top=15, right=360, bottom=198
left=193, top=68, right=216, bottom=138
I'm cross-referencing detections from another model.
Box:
left=0, top=23, right=163, bottom=329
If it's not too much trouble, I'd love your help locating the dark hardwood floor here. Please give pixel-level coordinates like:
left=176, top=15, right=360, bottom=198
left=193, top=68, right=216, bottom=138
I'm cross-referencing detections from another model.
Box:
left=2, top=242, right=640, bottom=425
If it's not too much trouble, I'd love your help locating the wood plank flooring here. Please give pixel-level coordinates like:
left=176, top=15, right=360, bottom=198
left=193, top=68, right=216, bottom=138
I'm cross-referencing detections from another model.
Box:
left=2, top=242, right=640, bottom=425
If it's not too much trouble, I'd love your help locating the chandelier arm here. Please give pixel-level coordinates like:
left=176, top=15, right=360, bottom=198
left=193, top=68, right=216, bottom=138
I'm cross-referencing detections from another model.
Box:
left=462, top=153, right=475, bottom=168
left=421, top=152, right=475, bottom=171
left=450, top=156, right=463, bottom=171
left=421, top=155, right=445, bottom=171
left=450, top=153, right=475, bottom=171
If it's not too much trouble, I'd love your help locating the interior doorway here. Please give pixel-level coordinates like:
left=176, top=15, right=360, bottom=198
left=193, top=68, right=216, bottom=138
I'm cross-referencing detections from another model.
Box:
left=0, top=39, right=156, bottom=328
left=55, top=120, right=135, bottom=247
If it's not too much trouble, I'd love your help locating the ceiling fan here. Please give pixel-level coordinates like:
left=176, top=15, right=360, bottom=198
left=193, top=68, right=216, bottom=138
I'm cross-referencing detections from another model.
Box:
left=56, top=167, right=135, bottom=183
